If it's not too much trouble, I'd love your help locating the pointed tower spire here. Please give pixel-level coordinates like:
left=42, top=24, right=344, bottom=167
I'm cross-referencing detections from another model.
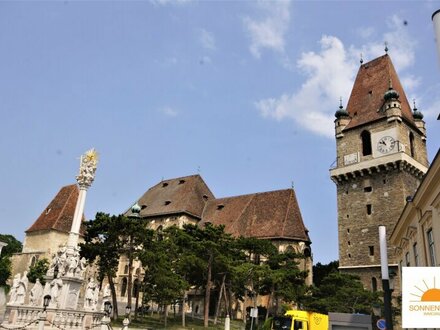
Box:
left=384, top=41, right=389, bottom=54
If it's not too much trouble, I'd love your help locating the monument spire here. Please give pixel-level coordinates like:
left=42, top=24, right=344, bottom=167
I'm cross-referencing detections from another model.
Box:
left=67, top=149, right=99, bottom=249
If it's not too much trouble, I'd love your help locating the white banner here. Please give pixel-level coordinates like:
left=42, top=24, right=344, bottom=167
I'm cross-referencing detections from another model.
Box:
left=402, top=267, right=440, bottom=328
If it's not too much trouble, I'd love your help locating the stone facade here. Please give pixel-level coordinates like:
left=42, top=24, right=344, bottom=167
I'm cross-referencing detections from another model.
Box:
left=330, top=54, right=428, bottom=291
left=391, top=149, right=440, bottom=269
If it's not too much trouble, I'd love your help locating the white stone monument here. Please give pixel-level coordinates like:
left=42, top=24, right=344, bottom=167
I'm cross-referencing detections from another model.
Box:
left=44, top=148, right=99, bottom=310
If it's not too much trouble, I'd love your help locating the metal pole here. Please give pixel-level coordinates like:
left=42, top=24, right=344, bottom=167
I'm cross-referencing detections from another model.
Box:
left=433, top=9, right=440, bottom=66
left=379, top=225, right=393, bottom=330
left=225, top=314, right=230, bottom=330
left=38, top=311, right=46, bottom=330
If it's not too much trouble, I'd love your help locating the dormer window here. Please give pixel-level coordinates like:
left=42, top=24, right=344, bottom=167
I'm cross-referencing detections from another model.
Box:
left=45, top=208, right=51, bottom=215
left=141, top=205, right=147, bottom=210
left=162, top=182, right=168, bottom=187
left=164, top=200, right=171, bottom=206
left=179, top=179, right=185, bottom=184
left=217, top=204, right=224, bottom=210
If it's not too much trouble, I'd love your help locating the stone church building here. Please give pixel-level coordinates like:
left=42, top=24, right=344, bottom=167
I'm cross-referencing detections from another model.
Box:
left=330, top=53, right=429, bottom=294
left=11, top=174, right=312, bottom=317
left=11, top=184, right=86, bottom=277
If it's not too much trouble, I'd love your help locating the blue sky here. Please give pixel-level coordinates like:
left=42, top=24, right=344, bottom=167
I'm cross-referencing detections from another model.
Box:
left=1, top=1, right=439, bottom=264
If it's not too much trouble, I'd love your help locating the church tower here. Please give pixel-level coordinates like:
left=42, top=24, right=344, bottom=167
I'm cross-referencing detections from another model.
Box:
left=330, top=54, right=429, bottom=290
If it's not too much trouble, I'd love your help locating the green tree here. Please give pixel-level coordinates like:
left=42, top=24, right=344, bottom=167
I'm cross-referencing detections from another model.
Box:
left=303, top=272, right=379, bottom=314
left=27, top=258, right=49, bottom=284
left=0, top=234, right=23, bottom=286
left=313, top=260, right=339, bottom=287
left=80, top=213, right=126, bottom=319
left=140, top=227, right=188, bottom=327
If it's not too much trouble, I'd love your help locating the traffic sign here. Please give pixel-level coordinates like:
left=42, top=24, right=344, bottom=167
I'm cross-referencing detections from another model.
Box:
left=377, top=318, right=387, bottom=330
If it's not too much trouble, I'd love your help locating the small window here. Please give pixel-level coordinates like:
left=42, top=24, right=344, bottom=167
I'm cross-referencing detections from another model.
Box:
left=346, top=214, right=349, bottom=218
left=202, top=195, right=209, bottom=201
left=347, top=229, right=350, bottom=233
left=369, top=246, right=374, bottom=256
left=372, top=277, right=377, bottom=292
left=367, top=204, right=372, bottom=215
left=364, top=186, right=372, bottom=192
left=409, top=132, right=415, bottom=157
left=383, top=178, right=387, bottom=184
left=348, top=241, right=351, bottom=245
left=405, top=252, right=410, bottom=267
left=164, top=200, right=171, bottom=205
left=413, top=243, right=419, bottom=266
left=217, top=204, right=224, bottom=210
left=361, top=130, right=372, bottom=156
left=162, top=182, right=168, bottom=187
left=124, top=265, right=129, bottom=274
left=179, top=179, right=185, bottom=184
left=348, top=253, right=351, bottom=258
left=141, top=205, right=147, bottom=210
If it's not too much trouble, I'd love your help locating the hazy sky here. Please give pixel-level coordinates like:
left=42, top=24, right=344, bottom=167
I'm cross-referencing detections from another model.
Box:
left=1, top=1, right=439, bottom=264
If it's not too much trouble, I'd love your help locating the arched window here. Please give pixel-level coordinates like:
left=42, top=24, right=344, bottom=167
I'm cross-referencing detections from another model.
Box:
left=361, top=130, right=372, bottom=156
left=121, top=277, right=128, bottom=297
left=303, top=248, right=311, bottom=258
left=371, top=277, right=377, bottom=292
left=409, top=132, right=415, bottom=157
left=124, top=264, right=129, bottom=274
left=133, top=279, right=140, bottom=297
left=30, top=255, right=38, bottom=267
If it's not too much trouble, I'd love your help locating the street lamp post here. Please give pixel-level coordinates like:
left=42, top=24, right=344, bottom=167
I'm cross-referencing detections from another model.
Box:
left=379, top=225, right=393, bottom=330
left=38, top=295, right=51, bottom=330
left=101, top=301, right=112, bottom=330
left=122, top=306, right=131, bottom=330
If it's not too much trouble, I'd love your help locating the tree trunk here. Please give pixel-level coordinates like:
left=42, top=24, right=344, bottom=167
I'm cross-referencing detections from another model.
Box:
left=127, top=237, right=133, bottom=309
left=134, top=282, right=140, bottom=320
left=265, top=286, right=273, bottom=321
left=182, top=291, right=187, bottom=327
left=107, top=274, right=119, bottom=320
left=204, top=253, right=213, bottom=328
left=164, top=304, right=168, bottom=327
left=214, top=275, right=226, bottom=324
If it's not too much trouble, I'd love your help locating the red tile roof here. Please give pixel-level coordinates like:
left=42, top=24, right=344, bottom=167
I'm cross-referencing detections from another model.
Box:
left=200, top=189, right=310, bottom=242
left=26, top=184, right=83, bottom=234
left=344, top=54, right=415, bottom=130
left=127, top=174, right=215, bottom=219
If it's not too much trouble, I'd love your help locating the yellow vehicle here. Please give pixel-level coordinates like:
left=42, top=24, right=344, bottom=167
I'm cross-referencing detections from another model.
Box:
left=272, top=310, right=328, bottom=330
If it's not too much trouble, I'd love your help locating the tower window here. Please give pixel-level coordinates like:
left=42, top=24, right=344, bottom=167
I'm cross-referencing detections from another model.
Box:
left=364, top=186, right=372, bottom=192
left=348, top=253, right=351, bottom=258
left=162, top=182, right=168, bottom=187
left=348, top=241, right=351, bottom=245
left=347, top=229, right=350, bottom=233
left=409, top=132, right=415, bottom=157
left=405, top=252, right=410, bottom=267
left=369, top=246, right=374, bottom=256
left=366, top=204, right=372, bottom=215
left=361, top=130, right=372, bottom=156
left=346, top=214, right=349, bottom=218
left=164, top=200, right=171, bottom=205
left=372, top=277, right=377, bottom=292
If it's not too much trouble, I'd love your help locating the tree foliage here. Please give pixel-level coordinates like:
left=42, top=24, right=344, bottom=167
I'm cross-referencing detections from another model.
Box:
left=27, top=258, right=49, bottom=284
left=303, top=271, right=379, bottom=315
left=0, top=234, right=23, bottom=286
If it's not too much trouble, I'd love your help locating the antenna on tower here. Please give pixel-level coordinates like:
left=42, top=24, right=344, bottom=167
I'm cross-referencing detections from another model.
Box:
left=360, top=53, right=363, bottom=64
left=339, top=96, right=343, bottom=108
left=384, top=41, right=389, bottom=54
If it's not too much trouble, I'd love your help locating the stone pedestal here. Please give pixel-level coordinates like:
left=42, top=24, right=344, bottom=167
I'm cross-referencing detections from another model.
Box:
left=59, top=276, right=83, bottom=310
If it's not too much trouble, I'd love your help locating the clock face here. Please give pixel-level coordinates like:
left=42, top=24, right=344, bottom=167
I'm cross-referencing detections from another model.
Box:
left=377, top=136, right=396, bottom=154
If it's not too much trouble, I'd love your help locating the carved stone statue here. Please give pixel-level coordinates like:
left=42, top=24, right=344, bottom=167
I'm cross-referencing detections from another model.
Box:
left=8, top=273, right=20, bottom=304
left=49, top=273, right=63, bottom=308
left=76, top=149, right=99, bottom=188
left=101, top=284, right=111, bottom=311
left=84, top=278, right=98, bottom=310
left=16, top=271, right=28, bottom=305
left=76, top=257, right=87, bottom=277
left=29, top=279, right=44, bottom=306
